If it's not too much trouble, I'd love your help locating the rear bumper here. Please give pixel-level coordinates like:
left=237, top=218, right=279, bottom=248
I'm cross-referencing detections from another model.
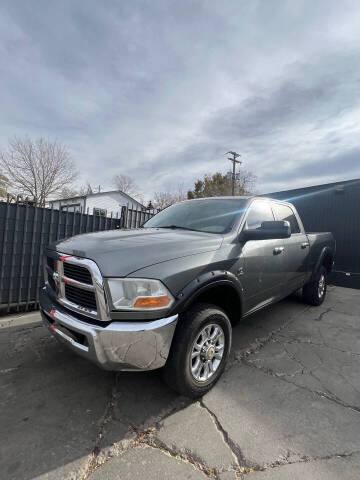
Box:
left=39, top=287, right=178, bottom=371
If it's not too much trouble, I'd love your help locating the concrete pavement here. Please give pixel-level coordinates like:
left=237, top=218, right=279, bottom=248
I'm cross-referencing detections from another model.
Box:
left=1, top=286, right=359, bottom=479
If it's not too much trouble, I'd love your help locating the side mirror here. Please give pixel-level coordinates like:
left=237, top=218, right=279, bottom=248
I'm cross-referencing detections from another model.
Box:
left=241, top=220, right=291, bottom=241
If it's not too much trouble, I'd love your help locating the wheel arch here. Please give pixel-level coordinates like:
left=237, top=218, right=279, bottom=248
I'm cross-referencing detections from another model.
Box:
left=312, top=246, right=334, bottom=280
left=174, top=271, right=243, bottom=324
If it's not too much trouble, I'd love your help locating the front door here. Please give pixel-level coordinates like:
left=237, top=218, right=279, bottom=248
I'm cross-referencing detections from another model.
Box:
left=240, top=200, right=286, bottom=314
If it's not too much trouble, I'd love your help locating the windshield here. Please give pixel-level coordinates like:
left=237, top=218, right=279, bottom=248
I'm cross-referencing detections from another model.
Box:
left=143, top=199, right=248, bottom=234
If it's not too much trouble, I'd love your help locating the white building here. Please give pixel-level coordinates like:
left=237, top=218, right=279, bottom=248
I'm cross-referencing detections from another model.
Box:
left=48, top=190, right=145, bottom=217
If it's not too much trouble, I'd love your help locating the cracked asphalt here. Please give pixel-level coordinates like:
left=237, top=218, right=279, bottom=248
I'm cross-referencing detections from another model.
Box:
left=1, top=286, right=359, bottom=480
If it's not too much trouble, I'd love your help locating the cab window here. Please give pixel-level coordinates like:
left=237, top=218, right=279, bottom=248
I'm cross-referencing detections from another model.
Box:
left=244, top=201, right=274, bottom=230
left=272, top=204, right=300, bottom=234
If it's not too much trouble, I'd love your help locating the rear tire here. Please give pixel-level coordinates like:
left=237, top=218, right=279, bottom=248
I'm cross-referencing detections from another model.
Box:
left=302, top=265, right=327, bottom=306
left=163, top=303, right=232, bottom=398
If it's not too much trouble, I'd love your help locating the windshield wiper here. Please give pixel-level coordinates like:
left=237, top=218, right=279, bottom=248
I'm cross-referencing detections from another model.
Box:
left=156, top=225, right=200, bottom=232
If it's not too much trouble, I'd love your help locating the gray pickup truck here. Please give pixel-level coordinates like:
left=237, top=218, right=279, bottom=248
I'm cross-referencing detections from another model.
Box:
left=40, top=196, right=335, bottom=397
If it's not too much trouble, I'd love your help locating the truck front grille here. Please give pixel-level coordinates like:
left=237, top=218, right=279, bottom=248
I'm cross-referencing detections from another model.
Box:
left=63, top=263, right=92, bottom=284
left=45, top=253, right=109, bottom=321
left=65, top=284, right=97, bottom=310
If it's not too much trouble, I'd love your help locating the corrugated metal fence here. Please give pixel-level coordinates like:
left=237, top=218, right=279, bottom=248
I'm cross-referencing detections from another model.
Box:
left=121, top=205, right=158, bottom=229
left=0, top=197, right=157, bottom=313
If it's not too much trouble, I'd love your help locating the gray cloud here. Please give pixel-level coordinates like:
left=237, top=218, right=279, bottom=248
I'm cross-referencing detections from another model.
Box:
left=1, top=0, right=360, bottom=199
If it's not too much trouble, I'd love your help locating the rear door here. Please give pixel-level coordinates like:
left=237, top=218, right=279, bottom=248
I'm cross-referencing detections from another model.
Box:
left=240, top=200, right=287, bottom=313
left=271, top=202, right=309, bottom=293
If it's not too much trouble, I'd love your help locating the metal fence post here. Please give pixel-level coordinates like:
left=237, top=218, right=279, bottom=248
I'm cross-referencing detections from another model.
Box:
left=0, top=197, right=10, bottom=305
left=17, top=201, right=30, bottom=311
left=120, top=206, right=127, bottom=229
left=6, top=198, right=20, bottom=312
left=34, top=204, right=46, bottom=307
left=25, top=200, right=38, bottom=310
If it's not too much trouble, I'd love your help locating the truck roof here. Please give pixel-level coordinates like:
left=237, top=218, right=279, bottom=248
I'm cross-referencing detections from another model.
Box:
left=179, top=196, right=296, bottom=210
left=181, top=195, right=290, bottom=203
left=181, top=196, right=252, bottom=202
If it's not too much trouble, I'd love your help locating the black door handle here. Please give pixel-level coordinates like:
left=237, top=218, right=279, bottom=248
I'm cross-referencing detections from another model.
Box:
left=301, top=243, right=309, bottom=249
left=273, top=246, right=285, bottom=255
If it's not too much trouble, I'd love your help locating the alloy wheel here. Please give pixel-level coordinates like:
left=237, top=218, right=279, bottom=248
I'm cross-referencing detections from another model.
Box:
left=318, top=274, right=326, bottom=298
left=190, top=323, right=225, bottom=382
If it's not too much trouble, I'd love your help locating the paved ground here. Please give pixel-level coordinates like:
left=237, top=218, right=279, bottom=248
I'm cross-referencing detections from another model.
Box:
left=1, top=286, right=359, bottom=480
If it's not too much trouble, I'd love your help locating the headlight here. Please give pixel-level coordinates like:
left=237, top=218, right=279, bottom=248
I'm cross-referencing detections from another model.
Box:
left=106, top=278, right=175, bottom=311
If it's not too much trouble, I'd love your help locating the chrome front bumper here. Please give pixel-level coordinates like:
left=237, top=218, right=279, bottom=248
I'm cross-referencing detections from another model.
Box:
left=40, top=288, right=178, bottom=371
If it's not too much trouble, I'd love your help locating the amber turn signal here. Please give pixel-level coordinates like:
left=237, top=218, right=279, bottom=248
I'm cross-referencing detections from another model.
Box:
left=133, top=296, right=171, bottom=309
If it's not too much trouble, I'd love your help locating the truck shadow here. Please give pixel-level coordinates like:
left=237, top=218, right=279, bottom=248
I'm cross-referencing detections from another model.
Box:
left=1, top=294, right=308, bottom=480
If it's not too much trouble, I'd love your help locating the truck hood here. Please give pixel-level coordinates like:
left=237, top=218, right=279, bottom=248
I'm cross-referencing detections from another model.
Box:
left=48, top=228, right=223, bottom=277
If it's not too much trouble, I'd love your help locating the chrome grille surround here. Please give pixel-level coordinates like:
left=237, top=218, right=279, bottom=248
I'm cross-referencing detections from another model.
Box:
left=45, top=253, right=110, bottom=322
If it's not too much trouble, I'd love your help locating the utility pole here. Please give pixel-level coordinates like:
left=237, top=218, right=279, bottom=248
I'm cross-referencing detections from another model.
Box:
left=226, top=151, right=241, bottom=196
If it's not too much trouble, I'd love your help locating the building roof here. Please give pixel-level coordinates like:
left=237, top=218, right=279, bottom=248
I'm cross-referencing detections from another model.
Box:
left=264, top=177, right=360, bottom=196
left=49, top=189, right=144, bottom=207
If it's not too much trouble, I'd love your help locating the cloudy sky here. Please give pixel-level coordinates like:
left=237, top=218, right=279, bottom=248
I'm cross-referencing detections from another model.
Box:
left=1, top=0, right=360, bottom=200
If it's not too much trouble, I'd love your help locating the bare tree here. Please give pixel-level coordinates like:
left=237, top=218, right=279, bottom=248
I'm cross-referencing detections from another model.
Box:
left=153, top=184, right=187, bottom=210
left=0, top=171, right=9, bottom=198
left=0, top=136, right=77, bottom=205
left=113, top=174, right=138, bottom=197
left=152, top=191, right=176, bottom=210
left=234, top=169, right=257, bottom=195
left=56, top=182, right=94, bottom=199
left=85, top=182, right=94, bottom=195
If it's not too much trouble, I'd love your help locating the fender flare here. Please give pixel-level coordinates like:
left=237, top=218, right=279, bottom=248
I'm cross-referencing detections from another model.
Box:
left=311, top=246, right=334, bottom=280
left=170, top=270, right=244, bottom=316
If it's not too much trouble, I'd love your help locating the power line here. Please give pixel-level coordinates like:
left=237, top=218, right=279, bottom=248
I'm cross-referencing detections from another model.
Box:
left=226, top=151, right=241, bottom=196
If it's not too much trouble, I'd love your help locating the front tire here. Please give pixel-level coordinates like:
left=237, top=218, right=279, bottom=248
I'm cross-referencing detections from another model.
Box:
left=163, top=303, right=232, bottom=398
left=302, top=265, right=327, bottom=306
